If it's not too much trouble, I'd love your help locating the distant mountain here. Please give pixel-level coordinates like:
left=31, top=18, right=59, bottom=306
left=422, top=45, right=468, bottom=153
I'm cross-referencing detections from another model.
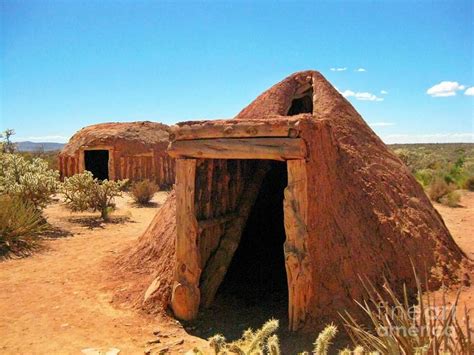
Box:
left=15, top=141, right=65, bottom=152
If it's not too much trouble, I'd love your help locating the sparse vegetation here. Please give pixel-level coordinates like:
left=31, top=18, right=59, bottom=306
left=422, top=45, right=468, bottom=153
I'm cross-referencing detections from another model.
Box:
left=61, top=171, right=127, bottom=221
left=428, top=178, right=452, bottom=202
left=465, top=177, right=474, bottom=191
left=0, top=152, right=60, bottom=209
left=340, top=274, right=472, bottom=355
left=391, top=143, right=474, bottom=207
left=0, top=195, right=46, bottom=257
left=131, top=179, right=158, bottom=205
left=440, top=190, right=461, bottom=208
left=18, top=149, right=60, bottom=171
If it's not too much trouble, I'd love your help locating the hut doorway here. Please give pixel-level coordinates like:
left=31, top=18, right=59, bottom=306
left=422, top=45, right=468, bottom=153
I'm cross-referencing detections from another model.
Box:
left=84, top=150, right=109, bottom=180
left=169, top=133, right=310, bottom=331
left=217, top=161, right=288, bottom=314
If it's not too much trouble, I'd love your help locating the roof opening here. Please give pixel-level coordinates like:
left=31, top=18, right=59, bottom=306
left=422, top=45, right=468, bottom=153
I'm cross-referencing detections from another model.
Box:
left=287, top=89, right=313, bottom=116
left=84, top=150, right=109, bottom=180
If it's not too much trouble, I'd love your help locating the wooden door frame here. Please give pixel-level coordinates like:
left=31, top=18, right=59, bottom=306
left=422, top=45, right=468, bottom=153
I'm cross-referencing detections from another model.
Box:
left=170, top=140, right=310, bottom=331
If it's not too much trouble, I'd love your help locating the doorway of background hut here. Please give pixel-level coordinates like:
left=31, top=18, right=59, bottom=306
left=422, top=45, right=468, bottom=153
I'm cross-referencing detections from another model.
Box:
left=84, top=150, right=109, bottom=180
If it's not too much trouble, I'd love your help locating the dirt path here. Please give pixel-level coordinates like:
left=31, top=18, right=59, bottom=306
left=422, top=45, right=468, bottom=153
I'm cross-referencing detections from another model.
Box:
left=0, top=191, right=473, bottom=354
left=0, top=192, right=205, bottom=354
left=432, top=190, right=474, bottom=329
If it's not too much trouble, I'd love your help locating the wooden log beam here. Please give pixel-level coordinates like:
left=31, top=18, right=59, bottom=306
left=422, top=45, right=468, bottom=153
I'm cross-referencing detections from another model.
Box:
left=168, top=138, right=307, bottom=161
left=198, top=213, right=238, bottom=231
left=284, top=159, right=311, bottom=331
left=170, top=159, right=201, bottom=321
left=170, top=119, right=301, bottom=141
left=199, top=163, right=270, bottom=308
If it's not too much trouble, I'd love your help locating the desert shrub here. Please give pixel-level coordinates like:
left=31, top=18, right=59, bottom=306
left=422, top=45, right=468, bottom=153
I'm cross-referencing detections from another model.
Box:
left=18, top=149, right=60, bottom=171
left=445, top=155, right=465, bottom=186
left=414, top=169, right=433, bottom=187
left=188, top=319, right=280, bottom=354
left=340, top=275, right=472, bottom=355
left=465, top=177, right=474, bottom=191
left=131, top=179, right=158, bottom=204
left=0, top=195, right=46, bottom=257
left=61, top=171, right=127, bottom=221
left=428, top=178, right=452, bottom=202
left=440, top=190, right=461, bottom=207
left=0, top=153, right=59, bottom=208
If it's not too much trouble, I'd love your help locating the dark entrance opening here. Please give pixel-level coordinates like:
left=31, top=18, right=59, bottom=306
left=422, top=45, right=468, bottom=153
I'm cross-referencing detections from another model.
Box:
left=84, top=150, right=109, bottom=180
left=287, top=90, right=313, bottom=115
left=188, top=161, right=313, bottom=352
left=217, top=160, right=288, bottom=319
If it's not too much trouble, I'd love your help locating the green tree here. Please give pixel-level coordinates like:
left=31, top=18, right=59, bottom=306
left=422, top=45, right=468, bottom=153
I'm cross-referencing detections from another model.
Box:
left=0, top=129, right=17, bottom=153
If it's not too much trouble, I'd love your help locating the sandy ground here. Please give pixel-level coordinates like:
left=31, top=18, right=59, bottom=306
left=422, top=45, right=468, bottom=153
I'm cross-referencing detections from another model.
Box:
left=0, top=191, right=473, bottom=354
left=0, top=192, right=205, bottom=354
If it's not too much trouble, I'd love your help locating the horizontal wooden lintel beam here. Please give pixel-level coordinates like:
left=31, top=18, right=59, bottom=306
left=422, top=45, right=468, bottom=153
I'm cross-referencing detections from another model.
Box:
left=167, top=138, right=307, bottom=161
left=170, top=118, right=301, bottom=141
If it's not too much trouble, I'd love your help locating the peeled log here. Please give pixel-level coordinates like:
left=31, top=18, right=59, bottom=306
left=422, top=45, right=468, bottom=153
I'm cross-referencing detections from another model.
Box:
left=171, top=117, right=302, bottom=141
left=168, top=138, right=307, bottom=161
left=171, top=159, right=201, bottom=320
left=284, top=160, right=311, bottom=331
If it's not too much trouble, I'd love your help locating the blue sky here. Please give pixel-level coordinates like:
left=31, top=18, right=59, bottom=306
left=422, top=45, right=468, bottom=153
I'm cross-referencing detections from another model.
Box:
left=1, top=0, right=473, bottom=144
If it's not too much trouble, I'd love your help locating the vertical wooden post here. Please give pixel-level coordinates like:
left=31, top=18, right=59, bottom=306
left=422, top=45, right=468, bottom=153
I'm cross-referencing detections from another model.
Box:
left=284, top=159, right=311, bottom=331
left=78, top=150, right=85, bottom=173
left=108, top=149, right=115, bottom=180
left=171, top=158, right=201, bottom=320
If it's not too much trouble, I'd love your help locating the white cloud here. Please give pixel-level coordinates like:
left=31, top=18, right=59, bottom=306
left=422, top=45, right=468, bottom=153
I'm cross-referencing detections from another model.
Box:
left=340, top=89, right=355, bottom=97
left=330, top=67, right=347, bottom=72
left=14, top=135, right=69, bottom=143
left=464, top=87, right=474, bottom=96
left=426, top=81, right=466, bottom=97
left=380, top=90, right=388, bottom=95
left=355, top=68, right=366, bottom=72
left=340, top=89, right=384, bottom=101
left=382, top=132, right=474, bottom=144
left=369, top=122, right=395, bottom=127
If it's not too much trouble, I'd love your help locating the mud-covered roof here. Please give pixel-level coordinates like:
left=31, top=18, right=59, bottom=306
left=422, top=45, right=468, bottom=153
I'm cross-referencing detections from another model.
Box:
left=60, top=121, right=171, bottom=156
left=235, top=70, right=354, bottom=121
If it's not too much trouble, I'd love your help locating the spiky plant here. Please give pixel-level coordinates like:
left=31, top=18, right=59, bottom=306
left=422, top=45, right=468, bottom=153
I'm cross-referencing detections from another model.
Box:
left=0, top=153, right=59, bottom=208
left=200, top=319, right=280, bottom=354
left=313, top=323, right=338, bottom=355
left=208, top=334, right=226, bottom=354
left=266, top=335, right=280, bottom=355
left=0, top=195, right=47, bottom=257
left=340, top=272, right=473, bottom=354
left=61, top=171, right=127, bottom=220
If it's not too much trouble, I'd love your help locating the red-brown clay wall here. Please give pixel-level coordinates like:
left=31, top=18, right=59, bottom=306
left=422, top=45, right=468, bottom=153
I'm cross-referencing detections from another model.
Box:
left=298, top=118, right=465, bottom=329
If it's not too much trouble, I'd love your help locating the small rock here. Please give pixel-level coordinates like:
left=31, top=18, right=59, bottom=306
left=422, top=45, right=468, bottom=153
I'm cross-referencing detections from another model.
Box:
left=81, top=348, right=120, bottom=355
